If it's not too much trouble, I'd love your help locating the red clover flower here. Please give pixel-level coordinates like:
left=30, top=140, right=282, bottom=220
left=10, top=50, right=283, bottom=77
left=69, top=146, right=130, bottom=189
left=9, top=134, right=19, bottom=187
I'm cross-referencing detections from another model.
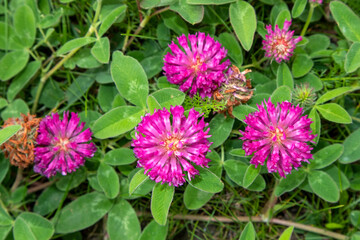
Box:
left=163, top=32, right=230, bottom=98
left=240, top=99, right=316, bottom=177
left=263, top=20, right=302, bottom=63
left=34, top=112, right=97, bottom=178
left=132, top=106, right=212, bottom=187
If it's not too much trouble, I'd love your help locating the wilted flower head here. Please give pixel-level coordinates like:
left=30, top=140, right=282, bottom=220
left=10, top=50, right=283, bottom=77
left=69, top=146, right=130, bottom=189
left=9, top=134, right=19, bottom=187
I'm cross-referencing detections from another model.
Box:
left=34, top=112, right=97, bottom=178
left=213, top=65, right=253, bottom=117
left=292, top=84, right=317, bottom=109
left=0, top=114, right=41, bottom=168
left=263, top=20, right=302, bottom=63
left=309, top=0, right=322, bottom=4
left=240, top=99, right=316, bottom=177
left=163, top=32, right=230, bottom=98
left=132, top=106, right=212, bottom=187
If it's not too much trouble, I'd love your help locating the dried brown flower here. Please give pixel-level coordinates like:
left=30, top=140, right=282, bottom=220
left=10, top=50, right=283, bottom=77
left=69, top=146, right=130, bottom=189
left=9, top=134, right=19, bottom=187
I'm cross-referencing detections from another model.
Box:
left=0, top=113, right=41, bottom=168
left=213, top=65, right=254, bottom=117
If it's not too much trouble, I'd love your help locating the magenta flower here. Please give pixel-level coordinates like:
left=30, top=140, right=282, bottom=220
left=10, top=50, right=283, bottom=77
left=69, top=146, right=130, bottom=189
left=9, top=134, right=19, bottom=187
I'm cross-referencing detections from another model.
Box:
left=263, top=20, right=302, bottom=63
left=163, top=32, right=230, bottom=98
left=34, top=112, right=97, bottom=178
left=240, top=99, right=316, bottom=177
left=132, top=106, right=212, bottom=187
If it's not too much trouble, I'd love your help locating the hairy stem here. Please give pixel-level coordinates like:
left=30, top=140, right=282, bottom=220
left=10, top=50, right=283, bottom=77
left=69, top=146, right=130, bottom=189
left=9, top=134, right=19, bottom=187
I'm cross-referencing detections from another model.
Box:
left=27, top=180, right=56, bottom=194
left=11, top=168, right=23, bottom=192
left=301, top=4, right=315, bottom=36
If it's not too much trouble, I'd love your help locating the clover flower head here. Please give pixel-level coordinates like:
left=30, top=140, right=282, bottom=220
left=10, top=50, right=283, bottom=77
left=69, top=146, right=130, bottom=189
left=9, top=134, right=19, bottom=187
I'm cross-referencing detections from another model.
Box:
left=132, top=106, right=212, bottom=187
left=309, top=0, right=322, bottom=4
left=240, top=99, right=316, bottom=177
left=163, top=32, right=230, bottom=98
left=34, top=112, right=97, bottom=178
left=263, top=20, right=302, bottom=63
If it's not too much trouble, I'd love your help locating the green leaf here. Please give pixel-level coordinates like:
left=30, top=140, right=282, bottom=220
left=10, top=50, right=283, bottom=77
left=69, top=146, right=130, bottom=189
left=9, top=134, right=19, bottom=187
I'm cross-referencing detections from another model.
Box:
left=129, top=169, right=150, bottom=196
left=229, top=1, right=257, bottom=51
left=97, top=84, right=118, bottom=112
left=139, top=220, right=168, bottom=240
left=0, top=98, right=7, bottom=110
left=296, top=73, right=323, bottom=92
left=309, top=108, right=320, bottom=144
left=147, top=95, right=162, bottom=114
left=330, top=1, right=360, bottom=42
left=99, top=5, right=127, bottom=37
left=239, top=222, right=256, bottom=240
left=107, top=199, right=141, bottom=240
left=275, top=169, right=307, bottom=196
left=0, top=203, right=13, bottom=226
left=0, top=155, right=9, bottom=184
left=187, top=0, right=236, bottom=4
left=65, top=76, right=95, bottom=106
left=247, top=175, right=266, bottom=192
left=324, top=165, right=350, bottom=191
left=232, top=105, right=257, bottom=122
left=92, top=106, right=145, bottom=139
left=1, top=99, right=29, bottom=120
left=315, top=103, right=352, bottom=124
left=292, top=0, right=307, bottom=18
left=56, top=168, right=86, bottom=192
left=345, top=42, right=360, bottom=73
left=91, top=37, right=110, bottom=64
left=151, top=183, right=174, bottom=225
left=0, top=50, right=29, bottom=81
left=104, top=148, right=136, bottom=166
left=305, top=34, right=330, bottom=54
left=275, top=9, right=291, bottom=29
left=350, top=211, right=360, bottom=229
left=308, top=170, right=339, bottom=203
left=277, top=62, right=293, bottom=90
left=279, top=226, right=294, bottom=240
left=208, top=114, right=234, bottom=148
left=162, top=11, right=188, bottom=35
left=310, top=144, right=344, bottom=170
left=218, top=32, right=243, bottom=66
left=270, top=2, right=288, bottom=25
left=0, top=225, right=12, bottom=240
left=243, top=165, right=260, bottom=188
left=7, top=61, right=41, bottom=101
left=316, top=86, right=360, bottom=105
left=141, top=54, right=163, bottom=79
left=97, top=163, right=119, bottom=199
left=170, top=0, right=204, bottom=24
left=34, top=186, right=64, bottom=216
left=151, top=88, right=185, bottom=110
left=224, top=160, right=247, bottom=186
left=111, top=51, right=149, bottom=107
left=0, top=125, right=21, bottom=145
left=14, top=213, right=54, bottom=240
left=56, top=37, right=96, bottom=56
left=55, top=192, right=113, bottom=233
left=184, top=185, right=213, bottom=210
left=187, top=166, right=224, bottom=193
left=340, top=128, right=360, bottom=164
left=271, top=85, right=292, bottom=104
left=14, top=5, right=36, bottom=48
left=292, top=54, right=313, bottom=78
left=229, top=149, right=246, bottom=157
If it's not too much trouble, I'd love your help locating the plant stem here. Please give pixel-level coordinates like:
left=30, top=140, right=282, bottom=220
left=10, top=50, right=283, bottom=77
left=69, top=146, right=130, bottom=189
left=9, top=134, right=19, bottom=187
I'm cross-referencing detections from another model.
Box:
left=122, top=6, right=170, bottom=52
left=27, top=180, right=56, bottom=194
left=240, top=57, right=267, bottom=69
left=31, top=0, right=103, bottom=114
left=301, top=5, right=315, bottom=36
left=320, top=77, right=360, bottom=81
left=137, top=212, right=347, bottom=240
left=261, top=179, right=279, bottom=222
left=10, top=168, right=23, bottom=192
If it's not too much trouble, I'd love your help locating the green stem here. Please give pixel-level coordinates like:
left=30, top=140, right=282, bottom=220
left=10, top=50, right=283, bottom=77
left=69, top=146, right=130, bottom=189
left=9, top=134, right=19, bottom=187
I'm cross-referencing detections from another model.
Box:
left=261, top=179, right=279, bottom=222
left=31, top=0, right=103, bottom=114
left=53, top=175, right=73, bottom=224
left=240, top=57, right=267, bottom=69
left=10, top=168, right=23, bottom=192
left=301, top=4, right=315, bottom=36
left=320, top=77, right=360, bottom=81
